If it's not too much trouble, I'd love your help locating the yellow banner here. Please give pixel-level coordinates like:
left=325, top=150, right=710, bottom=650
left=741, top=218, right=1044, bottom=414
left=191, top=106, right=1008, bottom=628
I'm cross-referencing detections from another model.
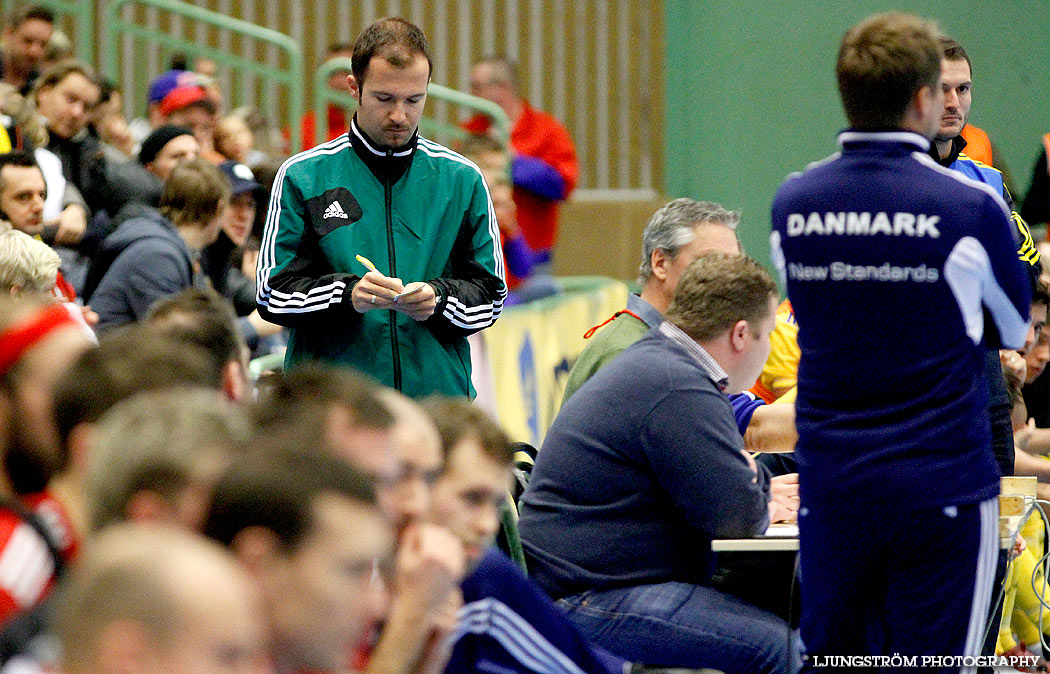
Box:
left=476, top=278, right=629, bottom=447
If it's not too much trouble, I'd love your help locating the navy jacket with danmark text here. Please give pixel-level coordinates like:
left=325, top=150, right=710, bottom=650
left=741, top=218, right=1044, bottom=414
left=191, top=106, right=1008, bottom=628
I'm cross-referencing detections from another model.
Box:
left=770, top=130, right=1031, bottom=510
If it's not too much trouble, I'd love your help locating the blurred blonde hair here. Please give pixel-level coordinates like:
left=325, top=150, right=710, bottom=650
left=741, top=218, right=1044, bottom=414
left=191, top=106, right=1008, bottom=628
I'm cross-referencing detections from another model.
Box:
left=0, top=83, right=48, bottom=148
left=0, top=229, right=59, bottom=294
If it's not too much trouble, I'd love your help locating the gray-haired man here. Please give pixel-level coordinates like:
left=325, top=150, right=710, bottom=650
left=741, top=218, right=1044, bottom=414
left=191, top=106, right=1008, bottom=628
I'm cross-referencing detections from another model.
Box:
left=561, top=198, right=740, bottom=402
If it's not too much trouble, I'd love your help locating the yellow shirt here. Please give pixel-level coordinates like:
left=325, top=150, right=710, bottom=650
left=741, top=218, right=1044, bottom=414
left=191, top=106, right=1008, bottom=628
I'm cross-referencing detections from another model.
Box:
left=751, top=299, right=799, bottom=403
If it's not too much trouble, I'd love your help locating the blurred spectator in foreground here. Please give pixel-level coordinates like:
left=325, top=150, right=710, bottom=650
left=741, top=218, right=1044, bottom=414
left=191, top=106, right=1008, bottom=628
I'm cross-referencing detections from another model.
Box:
left=55, top=524, right=272, bottom=674
left=86, top=388, right=251, bottom=533
left=51, top=328, right=221, bottom=541
left=145, top=287, right=251, bottom=403
left=203, top=448, right=392, bottom=674
left=0, top=297, right=94, bottom=626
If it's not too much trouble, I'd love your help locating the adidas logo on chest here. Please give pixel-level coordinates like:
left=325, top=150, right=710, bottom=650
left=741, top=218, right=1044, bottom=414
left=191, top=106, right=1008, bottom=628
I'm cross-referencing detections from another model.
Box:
left=324, top=201, right=349, bottom=220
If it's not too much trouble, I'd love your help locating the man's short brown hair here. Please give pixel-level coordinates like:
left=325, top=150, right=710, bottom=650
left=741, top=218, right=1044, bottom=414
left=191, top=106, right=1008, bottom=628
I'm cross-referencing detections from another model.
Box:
left=351, top=17, right=432, bottom=86
left=159, top=158, right=230, bottom=228
left=251, top=364, right=394, bottom=456
left=836, top=12, right=942, bottom=130
left=55, top=525, right=247, bottom=674
left=665, top=253, right=777, bottom=343
left=6, top=5, right=53, bottom=31
left=422, top=396, right=514, bottom=468
left=939, top=36, right=971, bottom=75
left=1034, top=278, right=1050, bottom=309
left=147, top=288, right=245, bottom=375
left=30, top=59, right=98, bottom=103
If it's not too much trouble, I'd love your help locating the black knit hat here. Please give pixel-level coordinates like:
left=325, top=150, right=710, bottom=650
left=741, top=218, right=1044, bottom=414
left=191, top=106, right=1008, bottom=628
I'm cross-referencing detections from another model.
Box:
left=138, top=125, right=195, bottom=166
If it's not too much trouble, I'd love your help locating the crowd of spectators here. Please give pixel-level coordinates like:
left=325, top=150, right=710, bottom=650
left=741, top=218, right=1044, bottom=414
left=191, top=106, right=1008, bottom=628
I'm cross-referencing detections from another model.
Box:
left=0, top=7, right=688, bottom=674
left=6, top=4, right=1050, bottom=674
left=0, top=5, right=292, bottom=358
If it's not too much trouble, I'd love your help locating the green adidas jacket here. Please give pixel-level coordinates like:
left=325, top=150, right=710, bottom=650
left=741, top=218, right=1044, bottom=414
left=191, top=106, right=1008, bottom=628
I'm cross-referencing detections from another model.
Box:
left=257, top=119, right=506, bottom=397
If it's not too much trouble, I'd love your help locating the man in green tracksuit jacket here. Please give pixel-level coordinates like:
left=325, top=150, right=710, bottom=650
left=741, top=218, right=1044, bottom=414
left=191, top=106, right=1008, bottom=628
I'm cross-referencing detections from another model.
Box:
left=257, top=18, right=506, bottom=398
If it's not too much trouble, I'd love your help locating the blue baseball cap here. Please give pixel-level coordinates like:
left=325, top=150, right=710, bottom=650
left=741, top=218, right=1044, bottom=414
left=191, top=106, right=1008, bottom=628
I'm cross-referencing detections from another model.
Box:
left=148, top=70, right=199, bottom=105
left=218, top=160, right=263, bottom=197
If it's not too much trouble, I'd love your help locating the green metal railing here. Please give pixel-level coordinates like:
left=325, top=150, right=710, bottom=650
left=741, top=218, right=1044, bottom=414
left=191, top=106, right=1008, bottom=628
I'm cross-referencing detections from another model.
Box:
left=313, top=57, right=511, bottom=150
left=103, top=0, right=305, bottom=153
left=0, top=0, right=94, bottom=62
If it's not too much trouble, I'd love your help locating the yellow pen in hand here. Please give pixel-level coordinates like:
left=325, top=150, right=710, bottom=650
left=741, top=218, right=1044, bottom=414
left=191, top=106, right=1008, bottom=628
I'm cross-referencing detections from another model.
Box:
left=393, top=284, right=424, bottom=301
left=355, top=254, right=379, bottom=274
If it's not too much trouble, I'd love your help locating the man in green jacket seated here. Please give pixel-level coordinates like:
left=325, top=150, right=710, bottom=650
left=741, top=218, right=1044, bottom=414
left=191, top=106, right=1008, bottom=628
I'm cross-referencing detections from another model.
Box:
left=562, top=198, right=740, bottom=403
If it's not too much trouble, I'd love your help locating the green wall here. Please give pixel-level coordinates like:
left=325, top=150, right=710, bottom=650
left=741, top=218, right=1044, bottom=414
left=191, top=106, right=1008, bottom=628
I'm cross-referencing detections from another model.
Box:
left=665, top=0, right=1050, bottom=273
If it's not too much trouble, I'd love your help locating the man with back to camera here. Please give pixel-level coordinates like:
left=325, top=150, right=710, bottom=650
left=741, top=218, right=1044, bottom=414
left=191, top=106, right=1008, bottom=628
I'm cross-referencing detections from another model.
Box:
left=55, top=524, right=270, bottom=674
left=257, top=17, right=505, bottom=398
left=770, top=13, right=1031, bottom=670
left=85, top=159, right=230, bottom=331
left=202, top=448, right=393, bottom=674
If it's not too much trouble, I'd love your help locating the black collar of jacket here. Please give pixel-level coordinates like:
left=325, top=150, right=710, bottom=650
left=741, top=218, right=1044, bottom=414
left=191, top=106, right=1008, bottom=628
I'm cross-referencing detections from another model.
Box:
left=928, top=134, right=966, bottom=166
left=349, top=115, right=417, bottom=185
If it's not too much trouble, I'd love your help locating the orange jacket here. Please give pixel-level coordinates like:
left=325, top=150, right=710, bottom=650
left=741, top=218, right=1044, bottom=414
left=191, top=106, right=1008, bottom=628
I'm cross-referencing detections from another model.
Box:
left=960, top=124, right=993, bottom=166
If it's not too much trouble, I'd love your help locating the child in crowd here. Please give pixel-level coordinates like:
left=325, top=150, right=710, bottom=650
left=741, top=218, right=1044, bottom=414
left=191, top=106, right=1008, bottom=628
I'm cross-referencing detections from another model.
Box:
left=461, top=134, right=536, bottom=305
left=215, top=112, right=269, bottom=165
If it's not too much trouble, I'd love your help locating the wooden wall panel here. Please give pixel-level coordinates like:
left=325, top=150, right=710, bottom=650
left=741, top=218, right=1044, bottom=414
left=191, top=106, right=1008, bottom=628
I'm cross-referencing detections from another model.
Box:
left=34, top=0, right=663, bottom=194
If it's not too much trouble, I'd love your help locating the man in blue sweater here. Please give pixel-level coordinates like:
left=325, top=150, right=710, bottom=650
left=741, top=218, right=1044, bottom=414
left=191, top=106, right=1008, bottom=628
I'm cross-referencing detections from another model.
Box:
left=770, top=13, right=1031, bottom=671
left=519, top=253, right=791, bottom=674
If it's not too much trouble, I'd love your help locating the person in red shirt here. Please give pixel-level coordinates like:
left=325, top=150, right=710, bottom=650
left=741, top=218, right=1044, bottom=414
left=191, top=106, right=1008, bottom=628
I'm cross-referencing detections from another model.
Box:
left=463, top=57, right=578, bottom=266
left=296, top=42, right=353, bottom=150
left=0, top=298, right=94, bottom=623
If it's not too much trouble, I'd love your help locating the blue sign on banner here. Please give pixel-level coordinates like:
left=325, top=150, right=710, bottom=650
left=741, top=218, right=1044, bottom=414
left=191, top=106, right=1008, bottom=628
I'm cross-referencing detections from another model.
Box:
left=518, top=334, right=539, bottom=443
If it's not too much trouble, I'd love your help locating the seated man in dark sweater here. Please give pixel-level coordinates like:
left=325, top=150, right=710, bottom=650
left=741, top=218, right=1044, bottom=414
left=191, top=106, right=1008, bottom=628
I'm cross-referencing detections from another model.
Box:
left=519, top=253, right=795, bottom=674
